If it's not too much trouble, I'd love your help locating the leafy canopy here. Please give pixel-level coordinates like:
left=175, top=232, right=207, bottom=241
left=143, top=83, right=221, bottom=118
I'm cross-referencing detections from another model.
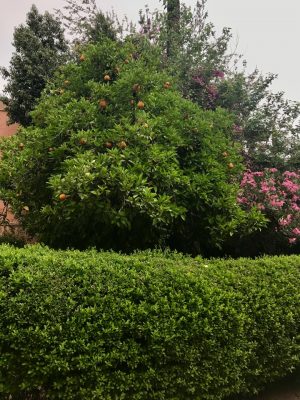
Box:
left=0, top=38, right=262, bottom=254
left=139, top=0, right=300, bottom=169
left=0, top=5, right=68, bottom=126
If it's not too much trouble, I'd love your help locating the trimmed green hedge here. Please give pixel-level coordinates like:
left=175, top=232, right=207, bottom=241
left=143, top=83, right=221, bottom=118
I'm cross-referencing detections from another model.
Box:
left=0, top=245, right=299, bottom=399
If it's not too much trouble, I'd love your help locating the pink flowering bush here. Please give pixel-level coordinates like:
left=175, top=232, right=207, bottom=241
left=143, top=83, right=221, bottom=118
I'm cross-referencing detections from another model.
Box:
left=191, top=70, right=224, bottom=109
left=238, top=169, right=300, bottom=245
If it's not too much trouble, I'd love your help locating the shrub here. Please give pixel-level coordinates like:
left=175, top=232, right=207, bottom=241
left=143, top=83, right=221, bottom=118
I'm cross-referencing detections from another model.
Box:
left=0, top=244, right=299, bottom=399
left=0, top=38, right=262, bottom=255
left=228, top=168, right=300, bottom=256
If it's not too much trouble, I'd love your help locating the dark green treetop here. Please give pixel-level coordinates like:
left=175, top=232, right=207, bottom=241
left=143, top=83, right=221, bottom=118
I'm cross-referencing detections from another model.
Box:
left=1, top=5, right=68, bottom=126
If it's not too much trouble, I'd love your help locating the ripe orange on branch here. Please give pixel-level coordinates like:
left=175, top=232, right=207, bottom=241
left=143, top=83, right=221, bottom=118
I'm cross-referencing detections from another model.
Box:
left=132, top=84, right=141, bottom=93
left=137, top=101, right=145, bottom=110
left=59, top=193, right=67, bottom=201
left=99, top=99, right=108, bottom=110
left=105, top=141, right=113, bottom=149
left=21, top=205, right=30, bottom=216
left=103, top=74, right=111, bottom=81
left=117, top=141, right=127, bottom=149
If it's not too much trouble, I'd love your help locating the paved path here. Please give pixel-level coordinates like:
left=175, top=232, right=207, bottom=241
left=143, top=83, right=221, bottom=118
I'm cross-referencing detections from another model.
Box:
left=227, top=371, right=300, bottom=400
left=250, top=371, right=300, bottom=400
left=253, top=388, right=300, bottom=400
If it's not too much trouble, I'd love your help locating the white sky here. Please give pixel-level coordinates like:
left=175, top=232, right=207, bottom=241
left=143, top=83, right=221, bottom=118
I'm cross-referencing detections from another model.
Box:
left=0, top=0, right=299, bottom=101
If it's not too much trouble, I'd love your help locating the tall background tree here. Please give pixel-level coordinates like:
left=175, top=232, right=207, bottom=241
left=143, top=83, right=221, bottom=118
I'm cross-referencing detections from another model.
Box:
left=0, top=5, right=68, bottom=126
left=162, top=0, right=180, bottom=57
left=140, top=0, right=300, bottom=170
left=55, top=0, right=118, bottom=45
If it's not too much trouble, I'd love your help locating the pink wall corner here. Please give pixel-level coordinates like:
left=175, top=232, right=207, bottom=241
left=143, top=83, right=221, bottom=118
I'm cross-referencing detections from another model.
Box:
left=0, top=101, right=19, bottom=137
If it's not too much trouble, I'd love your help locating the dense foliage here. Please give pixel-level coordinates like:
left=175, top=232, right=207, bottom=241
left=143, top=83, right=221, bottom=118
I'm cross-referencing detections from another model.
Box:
left=0, top=38, right=263, bottom=254
left=222, top=169, right=300, bottom=257
left=238, top=169, right=300, bottom=243
left=0, top=5, right=68, bottom=126
left=0, top=245, right=299, bottom=399
left=139, top=0, right=300, bottom=169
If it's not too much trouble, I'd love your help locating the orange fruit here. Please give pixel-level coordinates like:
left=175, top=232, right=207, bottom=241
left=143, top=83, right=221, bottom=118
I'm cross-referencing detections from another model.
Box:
left=228, top=162, right=234, bottom=169
left=104, top=74, right=111, bottom=81
left=99, top=99, right=108, bottom=110
left=79, top=54, right=85, bottom=62
left=132, top=84, right=141, bottom=93
left=163, top=82, right=171, bottom=89
left=137, top=101, right=145, bottom=110
left=105, top=141, right=113, bottom=149
left=59, top=193, right=67, bottom=201
left=117, top=141, right=127, bottom=149
left=21, top=205, right=30, bottom=215
left=222, top=151, right=228, bottom=157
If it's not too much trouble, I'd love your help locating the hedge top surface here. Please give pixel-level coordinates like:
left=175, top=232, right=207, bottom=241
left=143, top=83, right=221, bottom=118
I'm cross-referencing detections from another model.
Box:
left=0, top=244, right=299, bottom=400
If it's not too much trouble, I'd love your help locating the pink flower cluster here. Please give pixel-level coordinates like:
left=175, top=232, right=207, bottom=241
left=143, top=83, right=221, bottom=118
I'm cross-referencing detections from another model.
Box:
left=233, top=124, right=244, bottom=134
left=213, top=70, right=225, bottom=79
left=207, top=84, right=218, bottom=100
left=192, top=75, right=205, bottom=86
left=192, top=71, right=221, bottom=103
left=238, top=169, right=300, bottom=244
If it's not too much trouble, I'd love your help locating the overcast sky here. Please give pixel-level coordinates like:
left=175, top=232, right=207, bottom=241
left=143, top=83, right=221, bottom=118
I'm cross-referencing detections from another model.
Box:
left=0, top=0, right=299, bottom=101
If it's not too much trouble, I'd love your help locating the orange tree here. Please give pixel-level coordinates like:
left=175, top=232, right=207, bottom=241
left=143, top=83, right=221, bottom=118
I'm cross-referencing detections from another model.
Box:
left=0, top=38, right=264, bottom=254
